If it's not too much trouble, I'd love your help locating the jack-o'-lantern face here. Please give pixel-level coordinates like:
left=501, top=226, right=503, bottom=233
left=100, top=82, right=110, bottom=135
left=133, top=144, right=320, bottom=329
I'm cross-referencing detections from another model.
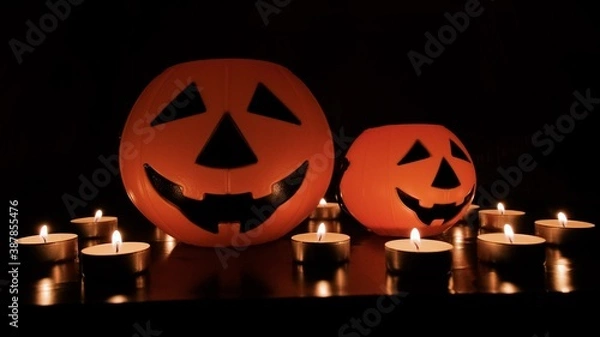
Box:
left=339, top=124, right=476, bottom=237
left=119, top=59, right=334, bottom=247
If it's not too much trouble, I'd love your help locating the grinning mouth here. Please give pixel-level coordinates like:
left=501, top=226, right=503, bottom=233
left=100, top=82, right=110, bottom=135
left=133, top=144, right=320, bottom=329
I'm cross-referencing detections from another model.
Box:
left=395, top=186, right=475, bottom=226
left=144, top=161, right=309, bottom=234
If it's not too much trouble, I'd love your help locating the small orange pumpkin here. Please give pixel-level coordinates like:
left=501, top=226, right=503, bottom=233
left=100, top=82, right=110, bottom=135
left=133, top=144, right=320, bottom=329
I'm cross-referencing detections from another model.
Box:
left=339, top=124, right=476, bottom=237
left=119, top=59, right=334, bottom=247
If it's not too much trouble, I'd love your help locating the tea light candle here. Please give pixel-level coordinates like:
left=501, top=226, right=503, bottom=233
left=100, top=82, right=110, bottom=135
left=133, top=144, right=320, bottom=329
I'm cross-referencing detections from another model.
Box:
left=463, top=204, right=480, bottom=219
left=291, top=223, right=350, bottom=265
left=535, top=212, right=595, bottom=245
left=70, top=209, right=118, bottom=239
left=309, top=198, right=341, bottom=220
left=477, top=224, right=546, bottom=265
left=80, top=230, right=150, bottom=279
left=385, top=228, right=453, bottom=274
left=479, top=202, right=527, bottom=233
left=18, top=224, right=78, bottom=264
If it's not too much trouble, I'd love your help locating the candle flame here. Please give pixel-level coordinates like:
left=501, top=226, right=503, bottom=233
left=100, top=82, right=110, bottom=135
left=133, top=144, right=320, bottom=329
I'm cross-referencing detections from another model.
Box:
left=497, top=203, right=505, bottom=215
left=410, top=228, right=421, bottom=250
left=319, top=198, right=327, bottom=206
left=94, top=209, right=103, bottom=223
left=557, top=212, right=567, bottom=227
left=112, top=230, right=122, bottom=253
left=317, top=223, right=326, bottom=241
left=504, top=224, right=514, bottom=244
left=40, top=225, right=48, bottom=243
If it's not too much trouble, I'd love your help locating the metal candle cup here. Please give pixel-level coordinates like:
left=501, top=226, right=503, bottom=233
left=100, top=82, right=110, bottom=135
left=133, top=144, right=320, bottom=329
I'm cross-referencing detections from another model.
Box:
left=291, top=232, right=350, bottom=265
left=80, top=242, right=151, bottom=279
left=18, top=233, right=78, bottom=264
left=70, top=216, right=118, bottom=239
left=463, top=204, right=480, bottom=220
left=477, top=233, right=546, bottom=265
left=384, top=239, right=453, bottom=274
left=309, top=199, right=341, bottom=220
left=479, top=209, right=527, bottom=233
left=534, top=219, right=595, bottom=246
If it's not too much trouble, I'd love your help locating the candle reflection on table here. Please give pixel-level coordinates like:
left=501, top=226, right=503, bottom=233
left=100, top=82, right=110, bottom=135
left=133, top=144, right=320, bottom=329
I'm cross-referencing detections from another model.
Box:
left=545, top=245, right=599, bottom=292
left=443, top=221, right=478, bottom=270
left=546, top=264, right=577, bottom=293
left=293, top=263, right=348, bottom=297
left=545, top=245, right=594, bottom=266
left=81, top=273, right=150, bottom=303
left=451, top=243, right=478, bottom=270
left=150, top=228, right=178, bottom=261
left=445, top=224, right=479, bottom=293
left=385, top=271, right=451, bottom=294
left=443, top=221, right=478, bottom=248
left=152, top=227, right=177, bottom=242
left=26, top=262, right=80, bottom=306
left=449, top=268, right=478, bottom=294
left=476, top=263, right=545, bottom=294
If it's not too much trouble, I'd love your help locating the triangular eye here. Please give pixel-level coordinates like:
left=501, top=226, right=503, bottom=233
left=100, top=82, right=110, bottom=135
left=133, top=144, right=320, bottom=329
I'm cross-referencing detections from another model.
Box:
left=450, top=140, right=471, bottom=162
left=247, top=82, right=301, bottom=125
left=398, top=140, right=431, bottom=165
left=151, top=82, right=206, bottom=127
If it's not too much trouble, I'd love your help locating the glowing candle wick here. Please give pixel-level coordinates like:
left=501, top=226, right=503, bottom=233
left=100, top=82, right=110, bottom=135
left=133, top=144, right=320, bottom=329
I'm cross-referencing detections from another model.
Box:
left=497, top=203, right=505, bottom=215
left=504, top=224, right=515, bottom=244
left=94, top=210, right=103, bottom=223
left=410, top=228, right=421, bottom=251
left=558, top=212, right=567, bottom=228
left=112, top=230, right=122, bottom=254
left=316, top=223, right=326, bottom=242
left=40, top=225, right=48, bottom=244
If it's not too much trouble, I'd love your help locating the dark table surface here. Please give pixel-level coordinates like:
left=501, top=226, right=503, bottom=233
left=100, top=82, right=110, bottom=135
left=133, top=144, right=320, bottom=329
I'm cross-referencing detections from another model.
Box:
left=15, top=209, right=600, bottom=336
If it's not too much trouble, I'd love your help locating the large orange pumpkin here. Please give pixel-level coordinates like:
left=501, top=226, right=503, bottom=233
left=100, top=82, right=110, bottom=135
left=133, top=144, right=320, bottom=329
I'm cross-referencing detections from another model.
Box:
left=119, top=59, right=334, bottom=247
left=339, top=124, right=476, bottom=237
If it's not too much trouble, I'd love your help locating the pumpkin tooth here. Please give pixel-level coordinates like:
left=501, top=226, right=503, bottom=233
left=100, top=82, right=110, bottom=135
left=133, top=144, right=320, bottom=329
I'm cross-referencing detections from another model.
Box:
left=431, top=219, right=445, bottom=227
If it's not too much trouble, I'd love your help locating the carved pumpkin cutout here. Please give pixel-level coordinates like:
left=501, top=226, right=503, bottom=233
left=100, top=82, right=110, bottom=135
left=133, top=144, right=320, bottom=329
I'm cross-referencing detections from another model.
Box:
left=339, top=124, right=476, bottom=237
left=120, top=59, right=334, bottom=247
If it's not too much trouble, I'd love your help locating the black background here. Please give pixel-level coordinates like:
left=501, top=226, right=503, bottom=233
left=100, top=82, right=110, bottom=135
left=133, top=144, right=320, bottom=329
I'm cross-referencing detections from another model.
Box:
left=1, top=0, right=599, bottom=234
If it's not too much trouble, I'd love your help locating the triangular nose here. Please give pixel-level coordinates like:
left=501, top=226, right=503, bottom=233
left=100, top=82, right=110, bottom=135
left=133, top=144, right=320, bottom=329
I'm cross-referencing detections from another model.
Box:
left=431, top=158, right=460, bottom=189
left=195, top=113, right=258, bottom=169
